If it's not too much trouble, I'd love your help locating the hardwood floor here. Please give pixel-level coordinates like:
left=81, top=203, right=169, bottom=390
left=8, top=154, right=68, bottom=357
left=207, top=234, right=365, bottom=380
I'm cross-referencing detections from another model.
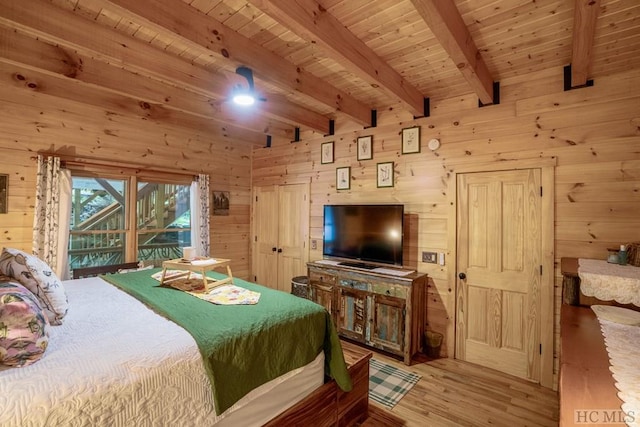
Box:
left=342, top=342, right=559, bottom=427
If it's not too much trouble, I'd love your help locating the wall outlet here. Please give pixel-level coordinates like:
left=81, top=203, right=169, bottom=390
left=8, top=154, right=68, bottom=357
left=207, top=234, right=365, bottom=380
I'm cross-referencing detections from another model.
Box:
left=422, top=251, right=437, bottom=263
left=311, top=239, right=317, bottom=250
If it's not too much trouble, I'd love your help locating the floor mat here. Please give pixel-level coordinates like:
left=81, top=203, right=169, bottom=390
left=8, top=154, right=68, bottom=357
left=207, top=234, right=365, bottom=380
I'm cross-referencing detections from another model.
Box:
left=369, top=358, right=420, bottom=409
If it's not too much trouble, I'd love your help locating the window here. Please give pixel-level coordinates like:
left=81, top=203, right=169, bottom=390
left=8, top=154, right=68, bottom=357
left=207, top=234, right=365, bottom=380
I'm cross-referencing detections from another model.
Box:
left=68, top=173, right=192, bottom=271
left=136, top=181, right=191, bottom=264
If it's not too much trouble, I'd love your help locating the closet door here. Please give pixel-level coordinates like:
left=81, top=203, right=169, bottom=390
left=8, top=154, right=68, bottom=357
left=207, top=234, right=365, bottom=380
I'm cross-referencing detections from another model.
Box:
left=252, top=186, right=279, bottom=288
left=276, top=184, right=309, bottom=292
left=252, top=183, right=309, bottom=291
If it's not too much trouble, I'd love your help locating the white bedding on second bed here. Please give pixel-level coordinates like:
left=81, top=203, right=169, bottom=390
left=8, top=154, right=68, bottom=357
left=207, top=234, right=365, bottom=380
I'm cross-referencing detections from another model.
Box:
left=0, top=276, right=323, bottom=427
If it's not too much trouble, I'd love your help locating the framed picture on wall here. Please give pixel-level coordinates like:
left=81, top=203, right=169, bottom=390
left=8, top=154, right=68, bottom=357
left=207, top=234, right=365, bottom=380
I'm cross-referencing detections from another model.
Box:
left=321, top=141, right=334, bottom=164
left=357, top=135, right=373, bottom=161
left=336, top=167, right=351, bottom=190
left=377, top=162, right=394, bottom=188
left=212, top=190, right=230, bottom=216
left=0, top=174, right=7, bottom=214
left=401, top=126, right=421, bottom=154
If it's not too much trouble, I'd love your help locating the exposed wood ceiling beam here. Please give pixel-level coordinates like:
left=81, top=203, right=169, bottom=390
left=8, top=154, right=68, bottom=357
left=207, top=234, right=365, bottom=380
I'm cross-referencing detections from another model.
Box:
left=410, top=0, right=495, bottom=105
left=250, top=0, right=426, bottom=117
left=0, top=61, right=266, bottom=146
left=0, top=26, right=292, bottom=139
left=0, top=0, right=222, bottom=99
left=262, top=94, right=332, bottom=133
left=104, top=0, right=372, bottom=126
left=0, top=0, right=329, bottom=134
left=571, top=0, right=601, bottom=87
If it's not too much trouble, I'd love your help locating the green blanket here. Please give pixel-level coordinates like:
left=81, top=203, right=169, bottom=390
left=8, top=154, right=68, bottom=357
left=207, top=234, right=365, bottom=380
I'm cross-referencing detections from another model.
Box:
left=101, top=269, right=351, bottom=415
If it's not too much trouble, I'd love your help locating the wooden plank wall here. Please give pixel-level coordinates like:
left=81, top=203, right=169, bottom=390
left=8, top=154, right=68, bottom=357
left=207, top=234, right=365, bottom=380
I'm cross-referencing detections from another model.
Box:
left=1, top=55, right=639, bottom=387
left=251, top=66, right=640, bottom=385
left=0, top=81, right=253, bottom=279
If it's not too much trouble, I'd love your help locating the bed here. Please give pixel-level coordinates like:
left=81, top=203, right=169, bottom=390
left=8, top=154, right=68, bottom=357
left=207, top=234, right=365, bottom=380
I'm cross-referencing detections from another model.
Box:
left=0, top=269, right=356, bottom=426
left=560, top=258, right=640, bottom=427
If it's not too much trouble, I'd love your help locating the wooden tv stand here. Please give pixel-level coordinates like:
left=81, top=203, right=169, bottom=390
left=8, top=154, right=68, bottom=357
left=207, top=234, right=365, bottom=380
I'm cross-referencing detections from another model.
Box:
left=307, top=261, right=428, bottom=365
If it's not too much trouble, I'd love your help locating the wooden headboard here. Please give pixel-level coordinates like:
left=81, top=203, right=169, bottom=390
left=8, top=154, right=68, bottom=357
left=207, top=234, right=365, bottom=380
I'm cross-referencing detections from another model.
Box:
left=72, top=262, right=140, bottom=279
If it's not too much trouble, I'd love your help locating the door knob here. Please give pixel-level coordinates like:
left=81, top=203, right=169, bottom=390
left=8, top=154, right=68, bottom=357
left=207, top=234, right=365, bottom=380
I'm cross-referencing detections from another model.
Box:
left=458, top=272, right=466, bottom=280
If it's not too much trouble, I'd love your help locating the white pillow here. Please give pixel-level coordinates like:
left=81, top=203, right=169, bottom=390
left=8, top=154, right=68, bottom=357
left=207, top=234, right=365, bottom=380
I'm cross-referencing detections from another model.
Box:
left=592, top=305, right=640, bottom=326
left=0, top=248, right=68, bottom=325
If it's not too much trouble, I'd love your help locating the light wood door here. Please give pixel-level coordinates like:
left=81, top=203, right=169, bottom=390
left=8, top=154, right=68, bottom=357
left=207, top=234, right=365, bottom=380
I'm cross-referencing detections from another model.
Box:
left=253, top=185, right=279, bottom=288
left=252, top=183, right=309, bottom=292
left=456, top=169, right=542, bottom=382
left=276, top=183, right=309, bottom=292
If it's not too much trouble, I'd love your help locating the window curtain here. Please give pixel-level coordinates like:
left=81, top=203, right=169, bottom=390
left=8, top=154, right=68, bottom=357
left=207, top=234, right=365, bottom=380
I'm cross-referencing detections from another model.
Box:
left=32, top=155, right=72, bottom=280
left=190, top=174, right=210, bottom=257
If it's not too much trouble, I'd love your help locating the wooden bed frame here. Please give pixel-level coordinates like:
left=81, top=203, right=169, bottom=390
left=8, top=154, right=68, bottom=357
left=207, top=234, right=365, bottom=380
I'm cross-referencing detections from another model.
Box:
left=72, top=262, right=140, bottom=279
left=266, top=340, right=371, bottom=426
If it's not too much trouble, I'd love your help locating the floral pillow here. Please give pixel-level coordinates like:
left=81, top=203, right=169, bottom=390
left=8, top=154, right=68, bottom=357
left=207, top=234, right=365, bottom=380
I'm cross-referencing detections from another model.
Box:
left=0, top=248, right=68, bottom=325
left=0, top=281, right=50, bottom=367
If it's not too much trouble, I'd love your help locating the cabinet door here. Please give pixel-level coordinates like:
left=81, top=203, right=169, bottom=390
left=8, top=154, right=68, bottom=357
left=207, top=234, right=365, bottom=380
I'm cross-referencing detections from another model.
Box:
left=309, top=282, right=334, bottom=316
left=370, top=294, right=405, bottom=354
left=336, top=287, right=367, bottom=342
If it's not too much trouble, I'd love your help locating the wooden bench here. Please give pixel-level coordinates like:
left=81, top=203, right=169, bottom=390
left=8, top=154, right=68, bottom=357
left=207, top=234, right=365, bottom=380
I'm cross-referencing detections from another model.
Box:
left=72, top=262, right=140, bottom=279
left=559, top=258, right=637, bottom=425
left=559, top=257, right=640, bottom=425
left=559, top=304, right=623, bottom=425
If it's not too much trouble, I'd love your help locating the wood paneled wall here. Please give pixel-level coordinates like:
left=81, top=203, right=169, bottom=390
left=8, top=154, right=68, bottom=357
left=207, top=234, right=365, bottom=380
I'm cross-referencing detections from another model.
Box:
left=252, top=66, right=640, bottom=384
left=1, top=53, right=639, bottom=386
left=0, top=81, right=253, bottom=278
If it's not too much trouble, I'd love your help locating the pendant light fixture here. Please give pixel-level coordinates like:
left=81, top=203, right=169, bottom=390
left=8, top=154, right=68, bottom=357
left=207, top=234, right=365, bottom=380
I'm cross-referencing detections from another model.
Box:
left=232, top=66, right=256, bottom=106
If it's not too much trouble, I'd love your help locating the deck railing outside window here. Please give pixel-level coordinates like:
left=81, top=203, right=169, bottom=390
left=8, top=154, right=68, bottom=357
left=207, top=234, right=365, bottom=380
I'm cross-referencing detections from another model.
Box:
left=69, top=177, right=191, bottom=271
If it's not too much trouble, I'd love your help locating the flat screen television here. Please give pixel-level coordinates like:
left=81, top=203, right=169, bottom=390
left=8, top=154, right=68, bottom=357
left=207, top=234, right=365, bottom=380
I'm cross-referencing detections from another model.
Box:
left=323, top=204, right=404, bottom=267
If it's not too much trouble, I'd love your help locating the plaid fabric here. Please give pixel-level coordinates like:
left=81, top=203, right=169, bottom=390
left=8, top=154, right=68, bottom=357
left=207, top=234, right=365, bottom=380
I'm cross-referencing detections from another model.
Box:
left=369, top=358, right=421, bottom=409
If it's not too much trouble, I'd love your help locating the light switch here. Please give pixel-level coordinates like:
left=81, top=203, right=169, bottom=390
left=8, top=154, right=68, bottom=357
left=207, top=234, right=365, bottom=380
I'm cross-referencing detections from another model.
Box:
left=422, top=251, right=437, bottom=264
left=438, top=252, right=445, bottom=265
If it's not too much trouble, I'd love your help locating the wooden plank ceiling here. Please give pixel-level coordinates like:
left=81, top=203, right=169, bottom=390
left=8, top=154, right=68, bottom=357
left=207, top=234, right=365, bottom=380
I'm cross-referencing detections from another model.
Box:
left=0, top=0, right=638, bottom=144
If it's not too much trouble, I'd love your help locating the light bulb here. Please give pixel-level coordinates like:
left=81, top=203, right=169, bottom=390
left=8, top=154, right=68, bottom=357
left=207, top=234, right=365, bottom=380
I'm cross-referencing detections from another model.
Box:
left=232, top=93, right=255, bottom=106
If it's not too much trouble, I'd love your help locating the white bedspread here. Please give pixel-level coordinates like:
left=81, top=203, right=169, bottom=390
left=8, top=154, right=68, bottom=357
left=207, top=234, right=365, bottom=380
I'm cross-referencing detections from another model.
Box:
left=0, top=277, right=323, bottom=426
